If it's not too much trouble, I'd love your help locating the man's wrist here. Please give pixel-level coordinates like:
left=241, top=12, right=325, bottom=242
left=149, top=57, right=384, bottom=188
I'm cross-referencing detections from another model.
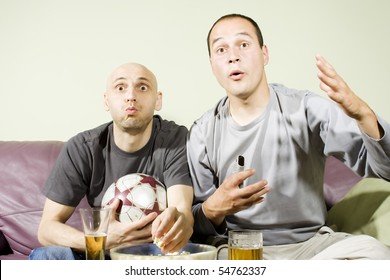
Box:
left=202, top=200, right=225, bottom=226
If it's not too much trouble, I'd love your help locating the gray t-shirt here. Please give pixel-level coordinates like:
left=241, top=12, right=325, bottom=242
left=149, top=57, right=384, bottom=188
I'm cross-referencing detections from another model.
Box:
left=187, top=83, right=390, bottom=246
left=44, top=115, right=192, bottom=207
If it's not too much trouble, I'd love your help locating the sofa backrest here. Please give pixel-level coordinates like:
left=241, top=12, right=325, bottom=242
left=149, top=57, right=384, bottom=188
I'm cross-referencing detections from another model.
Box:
left=0, top=141, right=88, bottom=257
left=323, top=156, right=362, bottom=207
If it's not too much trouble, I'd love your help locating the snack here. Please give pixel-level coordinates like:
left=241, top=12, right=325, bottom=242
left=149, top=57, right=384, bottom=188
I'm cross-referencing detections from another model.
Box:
left=153, top=237, right=165, bottom=248
left=153, top=237, right=189, bottom=256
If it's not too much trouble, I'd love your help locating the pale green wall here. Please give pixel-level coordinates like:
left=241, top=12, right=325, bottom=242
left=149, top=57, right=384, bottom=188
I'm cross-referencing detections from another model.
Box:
left=1, top=0, right=389, bottom=140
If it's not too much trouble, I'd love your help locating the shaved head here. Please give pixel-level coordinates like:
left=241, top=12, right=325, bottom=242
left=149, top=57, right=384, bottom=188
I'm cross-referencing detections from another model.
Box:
left=106, top=63, right=158, bottom=92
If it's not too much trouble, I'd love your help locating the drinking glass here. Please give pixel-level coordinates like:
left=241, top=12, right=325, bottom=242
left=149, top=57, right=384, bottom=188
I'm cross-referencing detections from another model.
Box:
left=79, top=207, right=110, bottom=260
left=227, top=230, right=263, bottom=260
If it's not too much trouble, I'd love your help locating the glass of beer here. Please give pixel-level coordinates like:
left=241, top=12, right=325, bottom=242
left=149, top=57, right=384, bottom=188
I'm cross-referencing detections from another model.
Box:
left=80, top=207, right=110, bottom=260
left=228, top=230, right=263, bottom=260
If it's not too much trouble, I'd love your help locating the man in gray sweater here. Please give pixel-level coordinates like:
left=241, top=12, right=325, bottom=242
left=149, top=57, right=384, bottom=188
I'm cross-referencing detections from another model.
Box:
left=187, top=13, right=390, bottom=259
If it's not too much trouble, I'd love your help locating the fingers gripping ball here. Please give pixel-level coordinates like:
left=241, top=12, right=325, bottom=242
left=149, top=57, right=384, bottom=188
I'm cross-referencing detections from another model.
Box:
left=101, top=173, right=167, bottom=222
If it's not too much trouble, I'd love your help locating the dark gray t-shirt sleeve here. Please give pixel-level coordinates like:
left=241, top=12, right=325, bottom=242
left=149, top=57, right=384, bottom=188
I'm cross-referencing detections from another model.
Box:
left=43, top=133, right=94, bottom=207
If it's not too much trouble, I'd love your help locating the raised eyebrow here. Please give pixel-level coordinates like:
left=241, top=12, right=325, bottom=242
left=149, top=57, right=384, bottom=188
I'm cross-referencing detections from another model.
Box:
left=136, top=77, right=152, bottom=84
left=211, top=36, right=224, bottom=48
left=211, top=31, right=253, bottom=49
left=112, top=77, right=126, bottom=85
left=112, top=77, right=151, bottom=86
left=135, top=77, right=155, bottom=89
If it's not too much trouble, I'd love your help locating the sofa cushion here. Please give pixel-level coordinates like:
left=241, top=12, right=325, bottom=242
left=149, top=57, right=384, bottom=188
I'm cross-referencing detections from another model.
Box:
left=0, top=141, right=65, bottom=256
left=326, top=178, right=390, bottom=247
left=0, top=141, right=94, bottom=259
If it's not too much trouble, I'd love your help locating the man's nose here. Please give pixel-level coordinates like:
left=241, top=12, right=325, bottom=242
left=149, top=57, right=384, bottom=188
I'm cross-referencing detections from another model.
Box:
left=124, top=90, right=136, bottom=102
left=228, top=50, right=240, bottom=63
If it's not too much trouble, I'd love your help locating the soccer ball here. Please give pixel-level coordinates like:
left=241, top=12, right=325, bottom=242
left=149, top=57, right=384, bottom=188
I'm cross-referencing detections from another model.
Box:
left=101, top=173, right=167, bottom=222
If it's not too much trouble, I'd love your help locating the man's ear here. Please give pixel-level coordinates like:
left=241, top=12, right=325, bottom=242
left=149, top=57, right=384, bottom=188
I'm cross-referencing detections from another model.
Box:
left=262, top=45, right=269, bottom=66
left=155, top=91, right=163, bottom=111
left=103, top=92, right=110, bottom=111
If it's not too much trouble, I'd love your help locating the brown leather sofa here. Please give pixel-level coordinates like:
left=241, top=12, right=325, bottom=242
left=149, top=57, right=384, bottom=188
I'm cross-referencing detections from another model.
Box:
left=1, top=141, right=388, bottom=260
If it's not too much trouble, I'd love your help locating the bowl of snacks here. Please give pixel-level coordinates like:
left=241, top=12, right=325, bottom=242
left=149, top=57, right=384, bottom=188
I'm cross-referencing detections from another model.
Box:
left=110, top=243, right=218, bottom=260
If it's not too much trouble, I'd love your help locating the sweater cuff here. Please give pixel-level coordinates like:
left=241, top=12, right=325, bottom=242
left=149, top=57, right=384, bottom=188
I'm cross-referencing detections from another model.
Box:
left=201, top=203, right=228, bottom=235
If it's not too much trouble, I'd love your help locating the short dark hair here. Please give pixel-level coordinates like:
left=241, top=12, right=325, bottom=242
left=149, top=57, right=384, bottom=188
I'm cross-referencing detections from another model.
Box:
left=207, top=13, right=264, bottom=57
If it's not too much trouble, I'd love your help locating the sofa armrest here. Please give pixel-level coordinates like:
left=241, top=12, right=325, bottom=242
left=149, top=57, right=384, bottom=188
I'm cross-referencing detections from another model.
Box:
left=326, top=178, right=390, bottom=247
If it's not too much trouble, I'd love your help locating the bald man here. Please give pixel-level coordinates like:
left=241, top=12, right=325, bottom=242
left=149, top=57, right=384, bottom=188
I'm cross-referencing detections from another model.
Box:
left=30, top=63, right=193, bottom=260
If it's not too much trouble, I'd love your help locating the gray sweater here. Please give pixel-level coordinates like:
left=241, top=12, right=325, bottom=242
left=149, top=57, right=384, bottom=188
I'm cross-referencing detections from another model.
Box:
left=187, top=83, right=390, bottom=246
